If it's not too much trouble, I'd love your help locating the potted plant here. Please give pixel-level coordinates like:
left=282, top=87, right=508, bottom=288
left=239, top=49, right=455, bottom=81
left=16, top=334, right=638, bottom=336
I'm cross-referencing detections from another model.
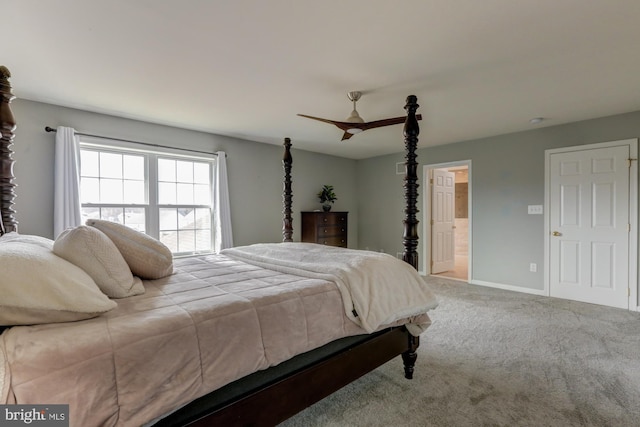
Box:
left=317, top=185, right=337, bottom=211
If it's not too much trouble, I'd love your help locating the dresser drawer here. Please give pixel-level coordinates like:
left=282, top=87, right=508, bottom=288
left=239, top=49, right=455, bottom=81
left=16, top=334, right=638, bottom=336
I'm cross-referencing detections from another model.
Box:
left=317, top=225, right=346, bottom=236
left=317, top=236, right=347, bottom=247
left=317, top=213, right=347, bottom=226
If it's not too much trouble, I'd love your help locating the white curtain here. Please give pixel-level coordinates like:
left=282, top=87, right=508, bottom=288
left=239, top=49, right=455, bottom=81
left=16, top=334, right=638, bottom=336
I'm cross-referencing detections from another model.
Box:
left=53, top=126, right=82, bottom=238
left=214, top=151, right=233, bottom=251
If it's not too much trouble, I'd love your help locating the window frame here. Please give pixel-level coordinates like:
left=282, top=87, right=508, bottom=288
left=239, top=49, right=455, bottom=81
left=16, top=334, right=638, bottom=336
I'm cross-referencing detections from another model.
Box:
left=78, top=137, right=217, bottom=256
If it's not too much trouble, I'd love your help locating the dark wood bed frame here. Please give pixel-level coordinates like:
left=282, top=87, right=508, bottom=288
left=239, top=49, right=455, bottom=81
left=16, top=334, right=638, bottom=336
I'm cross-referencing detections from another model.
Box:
left=0, top=66, right=422, bottom=426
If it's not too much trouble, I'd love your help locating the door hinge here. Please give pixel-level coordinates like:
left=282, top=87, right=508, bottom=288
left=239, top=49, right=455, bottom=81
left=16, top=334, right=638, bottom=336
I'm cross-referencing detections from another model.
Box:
left=628, top=158, right=637, bottom=168
left=431, top=219, right=435, bottom=225
left=430, top=260, right=434, bottom=267
left=430, top=178, right=434, bottom=185
left=628, top=288, right=631, bottom=297
left=628, top=223, right=631, bottom=232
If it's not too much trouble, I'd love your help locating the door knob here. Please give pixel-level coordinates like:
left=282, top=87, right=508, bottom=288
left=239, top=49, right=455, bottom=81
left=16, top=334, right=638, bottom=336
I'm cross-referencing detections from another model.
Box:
left=552, top=231, right=562, bottom=236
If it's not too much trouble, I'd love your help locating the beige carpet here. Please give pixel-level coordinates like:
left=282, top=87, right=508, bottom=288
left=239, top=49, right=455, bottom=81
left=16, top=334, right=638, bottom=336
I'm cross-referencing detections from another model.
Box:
left=280, top=277, right=640, bottom=427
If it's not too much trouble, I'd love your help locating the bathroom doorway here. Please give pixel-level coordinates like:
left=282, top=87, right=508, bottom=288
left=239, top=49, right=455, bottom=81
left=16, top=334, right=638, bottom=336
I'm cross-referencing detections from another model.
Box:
left=424, top=161, right=471, bottom=281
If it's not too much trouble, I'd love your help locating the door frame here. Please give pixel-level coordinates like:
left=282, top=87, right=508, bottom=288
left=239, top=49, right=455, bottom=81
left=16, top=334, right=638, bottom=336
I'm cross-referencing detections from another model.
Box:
left=423, top=160, right=472, bottom=280
left=544, top=139, right=638, bottom=311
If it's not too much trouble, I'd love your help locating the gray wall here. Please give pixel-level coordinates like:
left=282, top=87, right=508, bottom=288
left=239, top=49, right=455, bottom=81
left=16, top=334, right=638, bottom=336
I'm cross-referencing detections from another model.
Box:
left=357, top=110, right=640, bottom=292
left=11, top=98, right=640, bottom=296
left=11, top=99, right=358, bottom=246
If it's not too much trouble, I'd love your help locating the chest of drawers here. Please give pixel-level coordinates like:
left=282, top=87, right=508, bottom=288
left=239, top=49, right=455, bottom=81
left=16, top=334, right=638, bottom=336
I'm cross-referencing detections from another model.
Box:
left=301, top=211, right=348, bottom=247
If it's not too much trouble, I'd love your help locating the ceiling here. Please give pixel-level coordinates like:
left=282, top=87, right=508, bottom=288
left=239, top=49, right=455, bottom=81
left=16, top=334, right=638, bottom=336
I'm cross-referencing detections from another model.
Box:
left=4, top=1, right=640, bottom=159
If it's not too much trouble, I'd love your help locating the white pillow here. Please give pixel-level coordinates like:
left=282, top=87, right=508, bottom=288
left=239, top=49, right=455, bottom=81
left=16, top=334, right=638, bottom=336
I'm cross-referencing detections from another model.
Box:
left=54, top=226, right=145, bottom=299
left=0, top=240, right=117, bottom=326
left=86, top=219, right=174, bottom=279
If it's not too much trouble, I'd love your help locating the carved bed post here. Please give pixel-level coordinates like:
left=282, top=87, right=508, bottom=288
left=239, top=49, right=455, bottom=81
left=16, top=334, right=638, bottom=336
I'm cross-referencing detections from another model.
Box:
left=402, top=95, right=419, bottom=269
left=401, top=95, right=420, bottom=379
left=282, top=137, right=293, bottom=242
left=0, top=66, right=17, bottom=234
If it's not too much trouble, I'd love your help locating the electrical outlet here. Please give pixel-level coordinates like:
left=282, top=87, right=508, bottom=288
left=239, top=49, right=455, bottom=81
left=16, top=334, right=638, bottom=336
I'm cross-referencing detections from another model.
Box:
left=529, top=263, right=537, bottom=272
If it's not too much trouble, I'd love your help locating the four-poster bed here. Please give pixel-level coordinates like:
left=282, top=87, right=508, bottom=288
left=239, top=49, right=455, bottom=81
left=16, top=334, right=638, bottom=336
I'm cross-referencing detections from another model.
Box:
left=0, top=66, right=434, bottom=426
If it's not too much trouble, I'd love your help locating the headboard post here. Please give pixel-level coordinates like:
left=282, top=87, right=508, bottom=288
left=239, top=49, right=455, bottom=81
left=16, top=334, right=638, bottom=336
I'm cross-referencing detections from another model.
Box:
left=282, top=137, right=293, bottom=242
left=0, top=66, right=18, bottom=235
left=402, top=95, right=420, bottom=270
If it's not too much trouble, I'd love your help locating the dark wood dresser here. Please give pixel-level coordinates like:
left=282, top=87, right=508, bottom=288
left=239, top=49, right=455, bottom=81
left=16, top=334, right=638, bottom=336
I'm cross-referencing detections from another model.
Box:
left=301, top=211, right=348, bottom=247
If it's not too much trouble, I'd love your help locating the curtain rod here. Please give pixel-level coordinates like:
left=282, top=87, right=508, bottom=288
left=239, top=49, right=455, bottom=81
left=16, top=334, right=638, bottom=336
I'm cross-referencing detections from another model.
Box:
left=44, top=126, right=221, bottom=157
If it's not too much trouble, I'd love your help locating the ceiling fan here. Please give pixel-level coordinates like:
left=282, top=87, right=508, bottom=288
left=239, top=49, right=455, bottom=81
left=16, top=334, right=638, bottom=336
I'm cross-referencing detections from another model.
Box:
left=298, top=91, right=422, bottom=141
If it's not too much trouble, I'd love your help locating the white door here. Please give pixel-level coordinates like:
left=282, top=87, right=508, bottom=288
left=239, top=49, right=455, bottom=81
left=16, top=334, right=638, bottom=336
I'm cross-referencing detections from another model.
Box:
left=431, top=169, right=455, bottom=273
left=549, top=145, right=629, bottom=308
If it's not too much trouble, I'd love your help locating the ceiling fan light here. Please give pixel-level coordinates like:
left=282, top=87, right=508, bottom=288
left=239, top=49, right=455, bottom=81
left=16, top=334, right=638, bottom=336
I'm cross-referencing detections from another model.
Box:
left=346, top=109, right=365, bottom=124
left=346, top=128, right=364, bottom=134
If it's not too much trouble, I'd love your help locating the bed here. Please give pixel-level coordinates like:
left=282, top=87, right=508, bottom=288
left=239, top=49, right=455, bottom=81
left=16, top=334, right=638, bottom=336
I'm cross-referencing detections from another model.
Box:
left=0, top=65, right=436, bottom=426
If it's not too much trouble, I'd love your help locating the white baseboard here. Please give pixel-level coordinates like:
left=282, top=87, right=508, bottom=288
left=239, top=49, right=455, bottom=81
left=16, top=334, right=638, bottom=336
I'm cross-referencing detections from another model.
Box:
left=470, top=279, right=547, bottom=296
left=471, top=280, right=640, bottom=311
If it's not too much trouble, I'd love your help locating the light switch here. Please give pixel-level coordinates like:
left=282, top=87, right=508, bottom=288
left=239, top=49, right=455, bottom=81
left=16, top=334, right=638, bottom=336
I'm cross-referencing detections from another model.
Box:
left=528, top=205, right=543, bottom=215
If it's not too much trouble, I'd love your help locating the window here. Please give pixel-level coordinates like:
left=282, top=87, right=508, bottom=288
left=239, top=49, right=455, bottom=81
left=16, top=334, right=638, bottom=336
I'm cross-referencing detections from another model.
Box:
left=79, top=143, right=216, bottom=255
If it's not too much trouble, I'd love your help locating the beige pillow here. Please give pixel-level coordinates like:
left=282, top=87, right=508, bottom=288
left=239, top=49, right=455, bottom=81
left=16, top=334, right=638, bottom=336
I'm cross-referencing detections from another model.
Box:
left=86, top=219, right=174, bottom=279
left=0, top=240, right=117, bottom=326
left=54, top=226, right=145, bottom=298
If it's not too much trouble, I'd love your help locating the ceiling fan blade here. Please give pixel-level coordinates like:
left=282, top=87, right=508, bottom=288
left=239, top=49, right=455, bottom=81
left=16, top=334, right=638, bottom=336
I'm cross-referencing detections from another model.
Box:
left=297, top=114, right=342, bottom=126
left=341, top=131, right=355, bottom=141
left=361, top=114, right=423, bottom=130
left=298, top=114, right=359, bottom=132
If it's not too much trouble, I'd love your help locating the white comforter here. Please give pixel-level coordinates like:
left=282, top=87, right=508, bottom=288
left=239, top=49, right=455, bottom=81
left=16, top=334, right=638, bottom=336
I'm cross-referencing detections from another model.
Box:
left=222, top=243, right=438, bottom=335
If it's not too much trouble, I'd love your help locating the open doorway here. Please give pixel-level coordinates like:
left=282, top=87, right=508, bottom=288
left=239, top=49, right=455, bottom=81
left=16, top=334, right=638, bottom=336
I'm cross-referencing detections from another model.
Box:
left=424, top=161, right=471, bottom=281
